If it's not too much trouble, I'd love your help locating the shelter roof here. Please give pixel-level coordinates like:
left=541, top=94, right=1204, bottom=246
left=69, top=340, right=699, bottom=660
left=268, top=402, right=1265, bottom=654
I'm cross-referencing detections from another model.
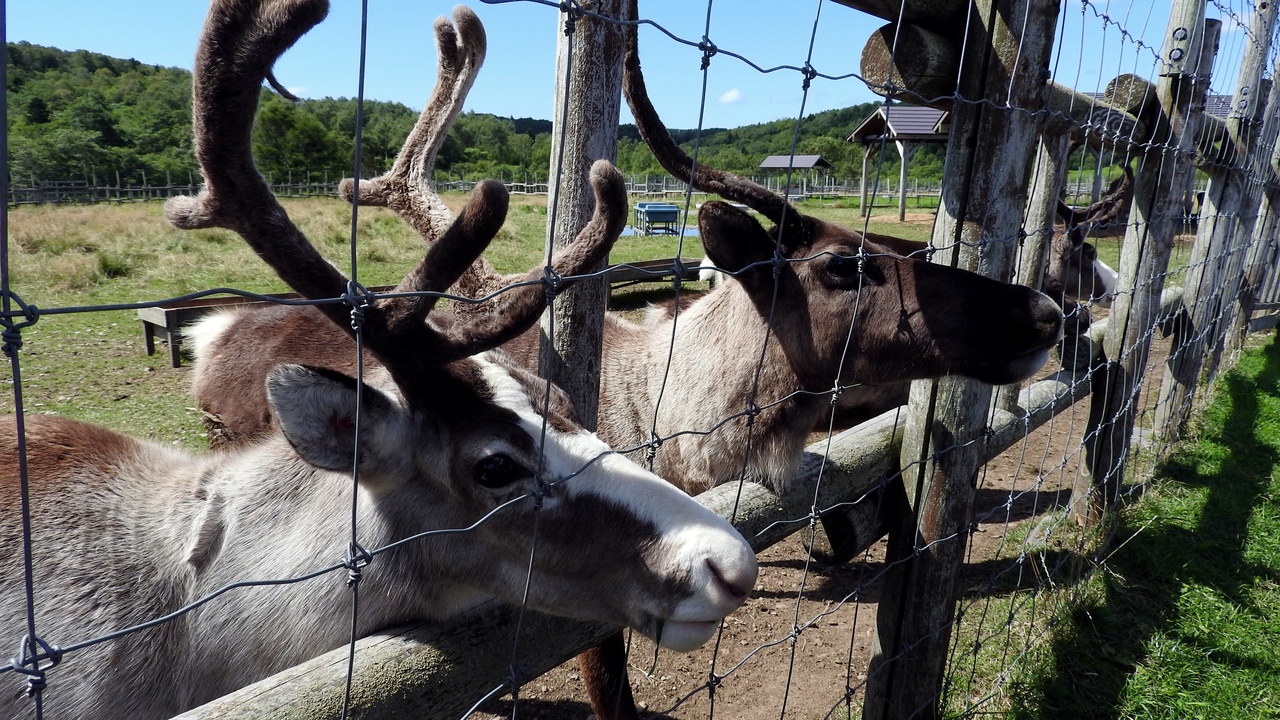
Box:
left=846, top=105, right=949, bottom=144
left=758, top=155, right=834, bottom=170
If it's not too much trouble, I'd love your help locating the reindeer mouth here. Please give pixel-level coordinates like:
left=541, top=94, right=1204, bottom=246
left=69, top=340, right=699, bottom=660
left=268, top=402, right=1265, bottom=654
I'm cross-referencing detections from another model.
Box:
left=997, top=347, right=1053, bottom=384
left=653, top=618, right=722, bottom=652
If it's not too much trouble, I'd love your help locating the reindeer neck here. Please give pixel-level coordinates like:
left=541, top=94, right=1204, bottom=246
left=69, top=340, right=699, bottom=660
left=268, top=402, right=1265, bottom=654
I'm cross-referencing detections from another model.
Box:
left=598, top=284, right=828, bottom=494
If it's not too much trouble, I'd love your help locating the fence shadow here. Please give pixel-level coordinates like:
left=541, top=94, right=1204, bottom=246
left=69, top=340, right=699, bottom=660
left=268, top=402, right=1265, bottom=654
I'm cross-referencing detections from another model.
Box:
left=1011, top=335, right=1280, bottom=719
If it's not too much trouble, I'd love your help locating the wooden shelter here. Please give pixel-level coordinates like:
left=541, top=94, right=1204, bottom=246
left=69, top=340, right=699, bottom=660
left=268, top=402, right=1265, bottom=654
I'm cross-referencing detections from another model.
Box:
left=757, top=154, right=833, bottom=198
left=847, top=104, right=949, bottom=220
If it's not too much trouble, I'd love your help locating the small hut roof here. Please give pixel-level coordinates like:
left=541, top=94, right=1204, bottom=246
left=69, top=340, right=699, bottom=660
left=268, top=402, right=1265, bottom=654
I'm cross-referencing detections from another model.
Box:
left=846, top=105, right=949, bottom=144
left=758, top=155, right=833, bottom=170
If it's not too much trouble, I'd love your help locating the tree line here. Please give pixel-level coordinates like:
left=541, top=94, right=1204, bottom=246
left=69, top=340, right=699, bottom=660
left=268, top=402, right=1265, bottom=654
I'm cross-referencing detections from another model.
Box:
left=6, top=41, right=938, bottom=187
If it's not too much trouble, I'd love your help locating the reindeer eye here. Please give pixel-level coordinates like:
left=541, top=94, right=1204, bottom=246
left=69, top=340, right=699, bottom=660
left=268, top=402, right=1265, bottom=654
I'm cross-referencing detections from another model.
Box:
left=826, top=252, right=886, bottom=287
left=827, top=253, right=860, bottom=278
left=473, top=454, right=527, bottom=489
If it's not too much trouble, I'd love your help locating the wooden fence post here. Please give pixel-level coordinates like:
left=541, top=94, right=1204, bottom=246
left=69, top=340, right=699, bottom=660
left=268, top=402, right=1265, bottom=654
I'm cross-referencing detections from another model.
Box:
left=1155, top=2, right=1277, bottom=434
left=540, top=0, right=622, bottom=428
left=540, top=0, right=626, bottom=714
left=1233, top=64, right=1280, bottom=340
left=859, top=1, right=1062, bottom=718
left=1072, top=1, right=1214, bottom=525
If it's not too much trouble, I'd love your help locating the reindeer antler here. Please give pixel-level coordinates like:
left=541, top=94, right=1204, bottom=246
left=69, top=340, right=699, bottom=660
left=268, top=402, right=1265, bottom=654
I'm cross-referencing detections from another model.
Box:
left=1057, top=163, right=1134, bottom=238
left=330, top=3, right=627, bottom=324
left=167, top=0, right=628, bottom=400
left=620, top=0, right=813, bottom=250
left=164, top=0, right=514, bottom=401
left=337, top=6, right=485, bottom=243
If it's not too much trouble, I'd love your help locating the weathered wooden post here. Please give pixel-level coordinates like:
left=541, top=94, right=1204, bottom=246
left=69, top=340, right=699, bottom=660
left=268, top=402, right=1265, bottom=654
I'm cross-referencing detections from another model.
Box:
left=1017, top=137, right=1072, bottom=293
left=540, top=0, right=627, bottom=715
left=858, top=1, right=1063, bottom=718
left=1233, top=61, right=1280, bottom=342
left=541, top=0, right=622, bottom=428
left=1073, top=2, right=1215, bottom=525
left=1155, top=1, right=1277, bottom=434
left=1207, top=11, right=1280, bottom=362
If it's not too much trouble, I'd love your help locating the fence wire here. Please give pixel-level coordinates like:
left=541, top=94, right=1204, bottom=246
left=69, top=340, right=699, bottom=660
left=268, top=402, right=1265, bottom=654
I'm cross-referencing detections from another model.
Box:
left=2, top=0, right=1279, bottom=718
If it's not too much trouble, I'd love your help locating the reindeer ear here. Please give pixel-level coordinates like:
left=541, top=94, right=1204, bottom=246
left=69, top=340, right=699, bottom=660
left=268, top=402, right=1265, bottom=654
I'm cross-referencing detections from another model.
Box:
left=1056, top=201, right=1087, bottom=237
left=699, top=202, right=777, bottom=281
left=266, top=365, right=412, bottom=487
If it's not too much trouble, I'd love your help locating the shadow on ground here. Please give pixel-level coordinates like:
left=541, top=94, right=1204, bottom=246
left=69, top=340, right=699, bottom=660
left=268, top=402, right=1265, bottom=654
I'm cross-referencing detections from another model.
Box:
left=1012, top=335, right=1280, bottom=719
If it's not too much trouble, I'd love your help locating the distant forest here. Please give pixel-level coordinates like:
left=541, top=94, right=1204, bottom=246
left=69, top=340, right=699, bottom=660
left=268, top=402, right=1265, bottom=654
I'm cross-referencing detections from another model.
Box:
left=5, top=41, right=938, bottom=186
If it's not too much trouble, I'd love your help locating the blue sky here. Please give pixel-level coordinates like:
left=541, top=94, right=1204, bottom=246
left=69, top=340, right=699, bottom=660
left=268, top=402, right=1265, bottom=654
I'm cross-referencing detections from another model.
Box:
left=6, top=1, right=891, bottom=129
left=5, top=1, right=1262, bottom=130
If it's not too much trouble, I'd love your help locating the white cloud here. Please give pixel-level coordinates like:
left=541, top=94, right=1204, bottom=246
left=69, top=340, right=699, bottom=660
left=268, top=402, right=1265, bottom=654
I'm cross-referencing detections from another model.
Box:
left=717, top=88, right=742, bottom=105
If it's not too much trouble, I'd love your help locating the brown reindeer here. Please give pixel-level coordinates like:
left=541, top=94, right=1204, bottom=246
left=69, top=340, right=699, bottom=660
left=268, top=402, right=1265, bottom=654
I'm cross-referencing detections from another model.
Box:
left=0, top=3, right=759, bottom=718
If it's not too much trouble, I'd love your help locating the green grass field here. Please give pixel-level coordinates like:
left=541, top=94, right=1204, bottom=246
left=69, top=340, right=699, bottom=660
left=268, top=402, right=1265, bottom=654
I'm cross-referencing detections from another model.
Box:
left=0, top=193, right=929, bottom=446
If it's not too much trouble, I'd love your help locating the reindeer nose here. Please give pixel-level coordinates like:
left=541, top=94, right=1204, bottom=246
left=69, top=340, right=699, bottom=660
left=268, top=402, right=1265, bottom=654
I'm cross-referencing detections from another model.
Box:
left=1032, top=292, right=1065, bottom=344
left=707, top=556, right=757, bottom=602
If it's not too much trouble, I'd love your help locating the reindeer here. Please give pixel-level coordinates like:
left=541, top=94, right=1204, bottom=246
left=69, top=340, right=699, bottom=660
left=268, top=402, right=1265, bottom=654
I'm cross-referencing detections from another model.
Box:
left=179, top=2, right=1064, bottom=717
left=1052, top=163, right=1132, bottom=305
left=0, top=3, right=759, bottom=719
left=697, top=205, right=1117, bottom=309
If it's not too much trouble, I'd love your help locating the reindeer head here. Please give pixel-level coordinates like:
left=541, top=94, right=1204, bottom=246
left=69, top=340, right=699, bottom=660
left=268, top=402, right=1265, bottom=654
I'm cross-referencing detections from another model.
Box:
left=621, top=7, right=1062, bottom=393
left=1051, top=164, right=1129, bottom=308
left=164, top=0, right=755, bottom=651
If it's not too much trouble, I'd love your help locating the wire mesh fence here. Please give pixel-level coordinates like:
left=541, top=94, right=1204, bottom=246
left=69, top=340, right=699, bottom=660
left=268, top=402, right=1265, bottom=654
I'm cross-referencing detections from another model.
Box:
left=1, top=0, right=1279, bottom=719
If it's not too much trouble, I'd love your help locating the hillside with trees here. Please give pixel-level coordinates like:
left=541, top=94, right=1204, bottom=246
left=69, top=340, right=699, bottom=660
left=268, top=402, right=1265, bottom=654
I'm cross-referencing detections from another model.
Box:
left=6, top=41, right=919, bottom=185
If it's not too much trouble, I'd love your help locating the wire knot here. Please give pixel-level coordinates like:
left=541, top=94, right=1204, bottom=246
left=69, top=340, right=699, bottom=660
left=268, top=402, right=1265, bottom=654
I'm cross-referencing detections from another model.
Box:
left=801, top=62, right=816, bottom=91
left=771, top=249, right=786, bottom=280
left=344, top=281, right=374, bottom=332
left=706, top=671, right=722, bottom=690
left=0, top=291, right=40, bottom=358
left=699, top=37, right=717, bottom=70
left=560, top=2, right=584, bottom=35
left=542, top=266, right=564, bottom=304
left=344, top=541, right=373, bottom=588
left=644, top=431, right=663, bottom=466
left=11, top=635, right=61, bottom=698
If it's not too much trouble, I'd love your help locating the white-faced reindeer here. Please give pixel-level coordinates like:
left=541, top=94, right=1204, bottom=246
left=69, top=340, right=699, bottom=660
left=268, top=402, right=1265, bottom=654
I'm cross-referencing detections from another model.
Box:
left=0, top=3, right=759, bottom=719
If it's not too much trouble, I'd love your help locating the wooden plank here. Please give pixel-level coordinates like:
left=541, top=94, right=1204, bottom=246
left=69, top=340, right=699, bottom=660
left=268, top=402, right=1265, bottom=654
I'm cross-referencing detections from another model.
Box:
left=136, top=289, right=393, bottom=368
left=605, top=257, right=701, bottom=285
